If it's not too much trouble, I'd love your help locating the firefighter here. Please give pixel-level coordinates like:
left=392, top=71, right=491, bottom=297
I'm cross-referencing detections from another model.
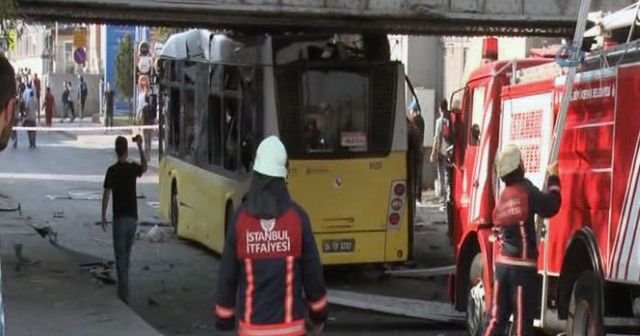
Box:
left=215, top=136, right=328, bottom=336
left=484, top=144, right=561, bottom=336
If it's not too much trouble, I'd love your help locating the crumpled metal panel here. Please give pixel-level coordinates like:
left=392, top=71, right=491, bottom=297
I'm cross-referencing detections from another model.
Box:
left=15, top=0, right=640, bottom=36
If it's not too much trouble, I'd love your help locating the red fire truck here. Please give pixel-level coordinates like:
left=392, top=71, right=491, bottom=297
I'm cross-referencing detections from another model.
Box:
left=450, top=8, right=640, bottom=335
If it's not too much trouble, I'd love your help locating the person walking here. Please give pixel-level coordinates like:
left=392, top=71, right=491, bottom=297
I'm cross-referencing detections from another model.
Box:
left=104, top=83, right=115, bottom=130
left=78, top=76, right=88, bottom=119
left=23, top=90, right=38, bottom=148
left=33, top=73, right=41, bottom=118
left=42, top=87, right=55, bottom=127
left=67, top=81, right=76, bottom=122
left=61, top=83, right=74, bottom=122
left=408, top=100, right=425, bottom=204
left=101, top=135, right=148, bottom=303
left=215, top=136, right=328, bottom=336
left=483, top=144, right=561, bottom=336
left=430, top=99, right=454, bottom=209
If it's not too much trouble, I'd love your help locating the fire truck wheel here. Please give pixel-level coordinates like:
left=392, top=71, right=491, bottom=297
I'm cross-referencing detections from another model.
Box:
left=467, top=254, right=485, bottom=336
left=567, top=271, right=604, bottom=336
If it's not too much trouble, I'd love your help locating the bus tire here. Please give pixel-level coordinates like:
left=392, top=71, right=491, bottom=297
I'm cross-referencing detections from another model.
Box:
left=567, top=271, right=604, bottom=336
left=467, top=254, right=486, bottom=336
left=170, top=181, right=179, bottom=233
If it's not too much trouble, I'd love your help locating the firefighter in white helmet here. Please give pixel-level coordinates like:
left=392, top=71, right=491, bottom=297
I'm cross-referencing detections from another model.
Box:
left=484, top=144, right=561, bottom=336
left=215, top=136, right=328, bottom=336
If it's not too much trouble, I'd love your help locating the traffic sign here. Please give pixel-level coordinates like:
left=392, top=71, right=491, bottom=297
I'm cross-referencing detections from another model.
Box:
left=74, top=48, right=86, bottom=65
left=137, top=56, right=152, bottom=74
left=138, top=41, right=150, bottom=56
left=73, top=29, right=87, bottom=48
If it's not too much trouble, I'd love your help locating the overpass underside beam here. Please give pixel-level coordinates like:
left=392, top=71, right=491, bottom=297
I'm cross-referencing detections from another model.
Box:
left=15, top=0, right=637, bottom=37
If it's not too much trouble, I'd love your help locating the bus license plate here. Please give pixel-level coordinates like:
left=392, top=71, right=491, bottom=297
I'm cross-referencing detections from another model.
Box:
left=322, top=239, right=355, bottom=253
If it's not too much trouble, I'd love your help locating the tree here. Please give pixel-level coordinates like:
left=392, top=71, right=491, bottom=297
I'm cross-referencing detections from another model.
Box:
left=0, top=0, right=16, bottom=21
left=0, top=0, right=22, bottom=55
left=153, top=27, right=178, bottom=43
left=115, top=33, right=134, bottom=115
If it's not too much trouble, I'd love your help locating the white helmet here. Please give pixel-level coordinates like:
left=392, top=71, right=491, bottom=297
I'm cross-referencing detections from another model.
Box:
left=253, top=136, right=288, bottom=178
left=496, top=144, right=522, bottom=178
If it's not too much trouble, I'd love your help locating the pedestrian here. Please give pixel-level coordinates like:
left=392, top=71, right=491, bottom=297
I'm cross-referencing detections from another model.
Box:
left=1, top=55, right=18, bottom=153
left=67, top=81, right=76, bottom=122
left=101, top=135, right=148, bottom=303
left=33, top=73, right=41, bottom=112
left=78, top=76, right=88, bottom=119
left=215, top=136, right=328, bottom=336
left=23, top=90, right=38, bottom=149
left=408, top=100, right=425, bottom=204
left=430, top=99, right=454, bottom=209
left=483, top=144, right=561, bottom=336
left=104, top=83, right=115, bottom=130
left=42, top=87, right=55, bottom=127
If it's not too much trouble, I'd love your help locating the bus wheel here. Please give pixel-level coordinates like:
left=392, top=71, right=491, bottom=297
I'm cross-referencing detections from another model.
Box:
left=467, top=254, right=486, bottom=336
left=170, top=182, right=179, bottom=232
left=567, top=271, right=604, bottom=336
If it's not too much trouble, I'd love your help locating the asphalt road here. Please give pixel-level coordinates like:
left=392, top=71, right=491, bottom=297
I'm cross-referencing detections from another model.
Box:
left=0, top=131, right=466, bottom=336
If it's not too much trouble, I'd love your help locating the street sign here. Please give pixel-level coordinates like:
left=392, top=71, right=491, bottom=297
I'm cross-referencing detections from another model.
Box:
left=138, top=41, right=150, bottom=56
left=73, top=29, right=87, bottom=48
left=137, top=56, right=152, bottom=74
left=41, top=47, right=52, bottom=59
left=74, top=48, right=86, bottom=65
left=138, top=75, right=150, bottom=90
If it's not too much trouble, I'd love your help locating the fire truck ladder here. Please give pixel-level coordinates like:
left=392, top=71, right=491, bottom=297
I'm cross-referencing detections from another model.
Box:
left=539, top=0, right=598, bottom=331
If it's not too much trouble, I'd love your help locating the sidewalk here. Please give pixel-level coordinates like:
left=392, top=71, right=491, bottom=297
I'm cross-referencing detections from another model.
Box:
left=0, top=209, right=163, bottom=336
left=45, top=119, right=161, bottom=172
left=49, top=118, right=137, bottom=140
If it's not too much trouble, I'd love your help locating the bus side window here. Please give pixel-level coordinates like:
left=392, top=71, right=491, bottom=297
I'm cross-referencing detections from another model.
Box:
left=168, top=88, right=181, bottom=154
left=184, top=90, right=197, bottom=159
left=208, top=95, right=222, bottom=166
left=223, top=98, right=241, bottom=172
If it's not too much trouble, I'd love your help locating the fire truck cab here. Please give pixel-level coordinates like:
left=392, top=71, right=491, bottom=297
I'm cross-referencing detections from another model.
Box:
left=451, top=6, right=640, bottom=335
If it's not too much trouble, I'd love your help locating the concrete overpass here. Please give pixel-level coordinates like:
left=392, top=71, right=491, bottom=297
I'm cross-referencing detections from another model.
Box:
left=14, top=0, right=638, bottom=37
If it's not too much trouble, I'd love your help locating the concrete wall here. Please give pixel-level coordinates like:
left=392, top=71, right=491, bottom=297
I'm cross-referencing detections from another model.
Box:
left=43, top=74, right=101, bottom=119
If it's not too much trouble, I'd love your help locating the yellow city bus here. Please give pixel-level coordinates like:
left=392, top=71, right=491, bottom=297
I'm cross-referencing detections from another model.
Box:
left=157, top=30, right=414, bottom=265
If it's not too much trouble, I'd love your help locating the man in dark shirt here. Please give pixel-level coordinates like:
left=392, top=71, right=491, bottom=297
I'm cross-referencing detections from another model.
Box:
left=102, top=135, right=147, bottom=303
left=104, top=83, right=115, bottom=130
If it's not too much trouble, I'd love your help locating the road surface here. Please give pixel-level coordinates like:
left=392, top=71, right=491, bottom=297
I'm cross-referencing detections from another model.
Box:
left=0, top=131, right=465, bottom=336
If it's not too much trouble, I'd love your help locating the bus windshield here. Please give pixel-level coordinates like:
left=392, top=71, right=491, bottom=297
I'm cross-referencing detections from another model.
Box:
left=301, top=69, right=369, bottom=154
left=276, top=63, right=397, bottom=159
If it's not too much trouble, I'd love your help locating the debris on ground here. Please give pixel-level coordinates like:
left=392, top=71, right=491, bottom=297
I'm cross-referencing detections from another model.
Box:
left=139, top=221, right=170, bottom=228
left=147, top=297, right=160, bottom=307
left=0, top=201, right=21, bottom=213
left=146, top=225, right=165, bottom=243
left=27, top=223, right=59, bottom=245
left=81, top=262, right=116, bottom=285
left=146, top=201, right=160, bottom=209
left=142, top=265, right=150, bottom=271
